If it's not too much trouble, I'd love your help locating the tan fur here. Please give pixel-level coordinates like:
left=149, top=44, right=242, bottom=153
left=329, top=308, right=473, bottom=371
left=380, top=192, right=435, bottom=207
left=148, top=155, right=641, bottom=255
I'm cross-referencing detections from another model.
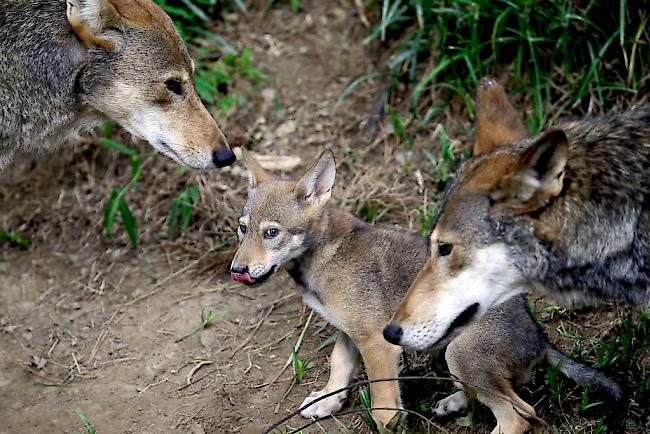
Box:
left=473, top=77, right=526, bottom=156
left=67, top=1, right=116, bottom=50
left=230, top=150, right=430, bottom=430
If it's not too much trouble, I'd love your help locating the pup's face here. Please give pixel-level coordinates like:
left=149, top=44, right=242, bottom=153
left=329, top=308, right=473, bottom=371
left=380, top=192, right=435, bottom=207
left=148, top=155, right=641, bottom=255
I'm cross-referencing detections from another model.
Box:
left=71, top=0, right=235, bottom=169
left=384, top=77, right=569, bottom=351
left=230, top=181, right=309, bottom=286
left=230, top=150, right=336, bottom=286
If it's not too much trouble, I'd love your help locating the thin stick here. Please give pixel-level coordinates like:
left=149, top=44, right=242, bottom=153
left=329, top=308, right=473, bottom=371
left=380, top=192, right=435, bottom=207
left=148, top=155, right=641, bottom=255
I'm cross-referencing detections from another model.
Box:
left=263, top=310, right=314, bottom=391
left=72, top=353, right=81, bottom=374
left=262, top=375, right=547, bottom=434
left=123, top=255, right=207, bottom=308
left=185, top=360, right=214, bottom=385
left=86, top=308, right=126, bottom=365
left=231, top=305, right=274, bottom=357
left=139, top=376, right=169, bottom=394
left=289, top=406, right=447, bottom=434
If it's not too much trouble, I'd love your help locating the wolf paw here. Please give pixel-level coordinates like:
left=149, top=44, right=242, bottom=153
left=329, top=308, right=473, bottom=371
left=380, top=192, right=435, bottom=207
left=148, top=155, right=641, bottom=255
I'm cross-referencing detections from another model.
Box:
left=299, top=390, right=346, bottom=419
left=433, top=390, right=468, bottom=417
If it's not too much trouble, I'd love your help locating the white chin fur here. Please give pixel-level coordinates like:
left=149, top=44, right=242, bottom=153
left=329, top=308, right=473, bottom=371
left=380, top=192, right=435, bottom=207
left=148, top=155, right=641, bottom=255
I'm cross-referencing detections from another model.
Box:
left=400, top=243, right=526, bottom=350
left=125, top=116, right=214, bottom=170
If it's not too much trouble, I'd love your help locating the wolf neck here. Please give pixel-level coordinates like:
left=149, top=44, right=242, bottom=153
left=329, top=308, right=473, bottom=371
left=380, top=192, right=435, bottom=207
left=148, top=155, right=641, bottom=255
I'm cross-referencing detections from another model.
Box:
left=286, top=204, right=364, bottom=290
left=0, top=1, right=97, bottom=159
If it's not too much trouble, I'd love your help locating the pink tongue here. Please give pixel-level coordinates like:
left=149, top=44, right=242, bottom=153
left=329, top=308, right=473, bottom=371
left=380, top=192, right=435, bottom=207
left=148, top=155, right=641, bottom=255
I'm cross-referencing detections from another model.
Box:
left=231, top=272, right=255, bottom=284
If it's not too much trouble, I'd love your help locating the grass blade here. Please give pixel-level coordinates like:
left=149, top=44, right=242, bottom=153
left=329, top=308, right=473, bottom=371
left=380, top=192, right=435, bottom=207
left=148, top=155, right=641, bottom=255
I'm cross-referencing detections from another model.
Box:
left=118, top=198, right=138, bottom=248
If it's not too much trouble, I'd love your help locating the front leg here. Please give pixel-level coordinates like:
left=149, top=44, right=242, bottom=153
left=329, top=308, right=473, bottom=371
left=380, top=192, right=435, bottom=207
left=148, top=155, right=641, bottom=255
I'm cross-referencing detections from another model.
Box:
left=300, top=332, right=361, bottom=419
left=357, top=334, right=403, bottom=431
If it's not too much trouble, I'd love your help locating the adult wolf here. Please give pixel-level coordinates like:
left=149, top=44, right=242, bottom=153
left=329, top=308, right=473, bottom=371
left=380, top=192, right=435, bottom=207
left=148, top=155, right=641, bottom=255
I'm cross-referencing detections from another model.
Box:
left=385, top=78, right=650, bottom=351
left=0, top=0, right=235, bottom=170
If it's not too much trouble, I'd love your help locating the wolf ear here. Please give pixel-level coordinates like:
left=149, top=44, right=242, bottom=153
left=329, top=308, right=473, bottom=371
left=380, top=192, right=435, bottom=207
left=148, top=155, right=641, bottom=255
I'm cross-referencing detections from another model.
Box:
left=473, top=78, right=526, bottom=156
left=239, top=148, right=273, bottom=191
left=295, top=150, right=336, bottom=217
left=67, top=0, right=124, bottom=51
left=493, top=129, right=569, bottom=209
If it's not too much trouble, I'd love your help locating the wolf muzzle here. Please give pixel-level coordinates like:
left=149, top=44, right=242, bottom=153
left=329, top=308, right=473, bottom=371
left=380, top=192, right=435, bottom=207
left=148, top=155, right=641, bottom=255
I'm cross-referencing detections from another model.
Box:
left=383, top=323, right=403, bottom=345
left=213, top=148, right=236, bottom=168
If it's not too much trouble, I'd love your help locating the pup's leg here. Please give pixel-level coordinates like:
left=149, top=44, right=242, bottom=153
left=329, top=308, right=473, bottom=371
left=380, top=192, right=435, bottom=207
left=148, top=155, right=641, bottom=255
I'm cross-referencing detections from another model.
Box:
left=357, top=334, right=403, bottom=429
left=300, top=332, right=360, bottom=419
left=432, top=389, right=469, bottom=417
left=480, top=389, right=535, bottom=434
left=445, top=332, right=535, bottom=434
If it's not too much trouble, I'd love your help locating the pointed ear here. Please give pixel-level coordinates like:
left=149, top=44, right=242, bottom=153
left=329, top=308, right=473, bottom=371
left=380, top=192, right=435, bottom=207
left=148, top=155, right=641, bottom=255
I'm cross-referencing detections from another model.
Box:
left=239, top=148, right=273, bottom=191
left=493, top=129, right=569, bottom=209
left=67, top=0, right=124, bottom=51
left=295, top=150, right=336, bottom=216
left=473, top=77, right=526, bottom=156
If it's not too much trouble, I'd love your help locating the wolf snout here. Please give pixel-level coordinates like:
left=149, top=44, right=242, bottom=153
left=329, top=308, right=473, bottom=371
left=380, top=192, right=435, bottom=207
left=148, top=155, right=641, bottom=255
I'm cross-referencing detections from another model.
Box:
left=383, top=322, right=403, bottom=345
left=230, top=265, right=255, bottom=284
left=213, top=147, right=236, bottom=168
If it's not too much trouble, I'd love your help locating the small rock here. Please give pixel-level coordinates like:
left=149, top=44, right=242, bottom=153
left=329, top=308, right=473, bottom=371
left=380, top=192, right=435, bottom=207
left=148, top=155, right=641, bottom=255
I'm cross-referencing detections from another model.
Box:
left=189, top=422, right=205, bottom=434
left=275, top=120, right=297, bottom=138
left=199, top=331, right=216, bottom=348
left=30, top=355, right=47, bottom=370
left=22, top=328, right=33, bottom=343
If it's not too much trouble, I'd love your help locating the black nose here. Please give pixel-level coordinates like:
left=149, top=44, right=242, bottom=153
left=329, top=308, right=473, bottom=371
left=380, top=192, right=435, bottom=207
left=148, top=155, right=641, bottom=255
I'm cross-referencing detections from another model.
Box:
left=213, top=147, right=236, bottom=168
left=230, top=265, right=249, bottom=274
left=383, top=323, right=403, bottom=345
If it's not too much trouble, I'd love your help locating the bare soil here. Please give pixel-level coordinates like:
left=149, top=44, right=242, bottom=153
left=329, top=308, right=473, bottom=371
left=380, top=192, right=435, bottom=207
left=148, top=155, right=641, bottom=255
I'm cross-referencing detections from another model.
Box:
left=1, top=2, right=647, bottom=434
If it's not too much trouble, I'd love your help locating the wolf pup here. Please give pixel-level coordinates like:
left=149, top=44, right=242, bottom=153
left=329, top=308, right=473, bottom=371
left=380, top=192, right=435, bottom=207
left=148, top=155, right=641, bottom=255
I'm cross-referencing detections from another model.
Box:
left=0, top=0, right=235, bottom=170
left=229, top=148, right=428, bottom=429
left=385, top=78, right=650, bottom=352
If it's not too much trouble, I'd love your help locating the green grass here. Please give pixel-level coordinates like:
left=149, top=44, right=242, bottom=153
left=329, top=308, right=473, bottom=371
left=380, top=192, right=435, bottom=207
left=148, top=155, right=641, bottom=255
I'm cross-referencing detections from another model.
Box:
left=357, top=0, right=648, bottom=133
left=177, top=310, right=222, bottom=341
left=168, top=182, right=200, bottom=239
left=0, top=229, right=31, bottom=249
left=75, top=410, right=96, bottom=434
left=358, top=386, right=376, bottom=430
left=283, top=345, right=312, bottom=400
left=98, top=135, right=141, bottom=249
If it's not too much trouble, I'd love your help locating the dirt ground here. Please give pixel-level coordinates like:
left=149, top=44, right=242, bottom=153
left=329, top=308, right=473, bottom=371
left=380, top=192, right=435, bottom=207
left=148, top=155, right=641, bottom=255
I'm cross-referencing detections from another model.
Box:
left=0, top=3, right=386, bottom=434
left=0, top=2, right=648, bottom=434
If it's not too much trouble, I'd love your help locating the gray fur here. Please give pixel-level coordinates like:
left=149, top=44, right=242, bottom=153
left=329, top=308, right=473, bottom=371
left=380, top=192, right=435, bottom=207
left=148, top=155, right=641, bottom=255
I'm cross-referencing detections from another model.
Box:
left=446, top=295, right=624, bottom=431
left=0, top=1, right=94, bottom=167
left=440, top=105, right=650, bottom=308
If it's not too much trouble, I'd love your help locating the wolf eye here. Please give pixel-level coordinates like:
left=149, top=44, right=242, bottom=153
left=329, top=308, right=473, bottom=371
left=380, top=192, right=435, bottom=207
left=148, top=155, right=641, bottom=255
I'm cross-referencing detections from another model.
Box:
left=264, top=228, right=280, bottom=239
left=165, top=78, right=183, bottom=96
left=438, top=242, right=453, bottom=257
left=239, top=223, right=247, bottom=234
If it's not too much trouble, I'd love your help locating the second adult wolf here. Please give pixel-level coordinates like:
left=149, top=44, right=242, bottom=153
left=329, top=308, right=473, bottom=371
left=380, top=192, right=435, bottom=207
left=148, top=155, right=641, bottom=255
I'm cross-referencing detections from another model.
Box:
left=386, top=78, right=650, bottom=351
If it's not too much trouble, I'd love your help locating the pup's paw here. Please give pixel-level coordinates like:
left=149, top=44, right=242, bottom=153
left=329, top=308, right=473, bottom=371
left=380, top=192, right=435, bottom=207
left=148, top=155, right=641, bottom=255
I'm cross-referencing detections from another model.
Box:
left=433, top=390, right=468, bottom=417
left=299, top=390, right=346, bottom=419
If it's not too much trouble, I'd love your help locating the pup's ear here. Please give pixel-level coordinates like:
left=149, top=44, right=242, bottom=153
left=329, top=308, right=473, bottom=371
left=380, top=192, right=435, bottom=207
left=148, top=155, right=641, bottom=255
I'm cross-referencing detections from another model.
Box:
left=295, top=150, right=336, bottom=217
left=473, top=77, right=526, bottom=156
left=67, top=0, right=124, bottom=51
left=239, top=148, right=273, bottom=191
left=493, top=129, right=569, bottom=209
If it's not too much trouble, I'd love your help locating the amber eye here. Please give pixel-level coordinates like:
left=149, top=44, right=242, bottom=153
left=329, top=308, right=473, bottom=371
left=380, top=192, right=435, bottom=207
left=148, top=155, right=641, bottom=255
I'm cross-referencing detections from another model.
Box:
left=438, top=242, right=453, bottom=257
left=239, top=223, right=247, bottom=234
left=165, top=78, right=183, bottom=96
left=264, top=228, right=280, bottom=239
